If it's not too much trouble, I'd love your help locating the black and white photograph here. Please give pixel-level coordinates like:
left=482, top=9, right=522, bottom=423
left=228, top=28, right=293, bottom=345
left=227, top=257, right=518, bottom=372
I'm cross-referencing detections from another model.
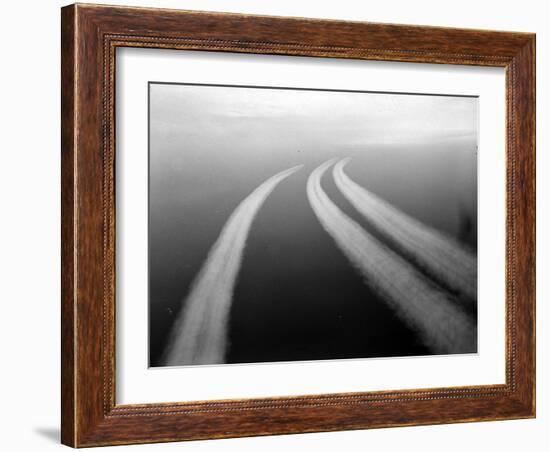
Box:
left=148, top=82, right=478, bottom=368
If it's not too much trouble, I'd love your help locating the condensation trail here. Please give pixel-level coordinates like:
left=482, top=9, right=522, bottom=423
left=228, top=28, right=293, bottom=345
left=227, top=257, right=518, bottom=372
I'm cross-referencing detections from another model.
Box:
left=163, top=165, right=303, bottom=366
left=333, top=158, right=477, bottom=305
left=307, top=159, right=476, bottom=354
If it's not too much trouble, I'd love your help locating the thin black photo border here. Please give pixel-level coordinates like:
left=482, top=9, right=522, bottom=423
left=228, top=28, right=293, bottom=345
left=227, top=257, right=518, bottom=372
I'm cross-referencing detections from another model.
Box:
left=146, top=80, right=480, bottom=369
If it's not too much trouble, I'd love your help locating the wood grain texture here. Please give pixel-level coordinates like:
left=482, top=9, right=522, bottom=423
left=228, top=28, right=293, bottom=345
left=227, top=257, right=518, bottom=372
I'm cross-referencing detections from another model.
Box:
left=60, top=3, right=536, bottom=447
left=61, top=5, right=76, bottom=447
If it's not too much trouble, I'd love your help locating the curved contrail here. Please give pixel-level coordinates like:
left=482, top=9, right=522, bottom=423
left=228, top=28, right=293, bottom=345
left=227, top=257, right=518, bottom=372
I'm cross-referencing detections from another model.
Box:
left=333, top=158, right=477, bottom=304
left=163, top=165, right=303, bottom=366
left=307, top=159, right=476, bottom=354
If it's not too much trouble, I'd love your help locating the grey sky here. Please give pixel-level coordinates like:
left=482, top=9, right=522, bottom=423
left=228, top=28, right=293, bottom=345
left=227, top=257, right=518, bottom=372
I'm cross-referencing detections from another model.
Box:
left=150, top=83, right=477, bottom=149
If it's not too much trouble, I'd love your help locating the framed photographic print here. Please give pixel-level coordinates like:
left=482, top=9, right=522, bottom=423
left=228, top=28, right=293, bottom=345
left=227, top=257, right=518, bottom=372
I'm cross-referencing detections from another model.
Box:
left=61, top=3, right=536, bottom=447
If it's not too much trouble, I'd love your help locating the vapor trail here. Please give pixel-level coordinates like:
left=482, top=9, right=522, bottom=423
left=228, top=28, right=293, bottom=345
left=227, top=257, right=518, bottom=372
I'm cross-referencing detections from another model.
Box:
left=163, top=165, right=303, bottom=366
left=333, top=158, right=477, bottom=304
left=307, top=159, right=476, bottom=354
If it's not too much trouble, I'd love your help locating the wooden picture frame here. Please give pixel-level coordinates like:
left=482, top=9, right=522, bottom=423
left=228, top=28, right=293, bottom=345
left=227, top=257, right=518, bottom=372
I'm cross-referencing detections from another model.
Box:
left=61, top=3, right=535, bottom=447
